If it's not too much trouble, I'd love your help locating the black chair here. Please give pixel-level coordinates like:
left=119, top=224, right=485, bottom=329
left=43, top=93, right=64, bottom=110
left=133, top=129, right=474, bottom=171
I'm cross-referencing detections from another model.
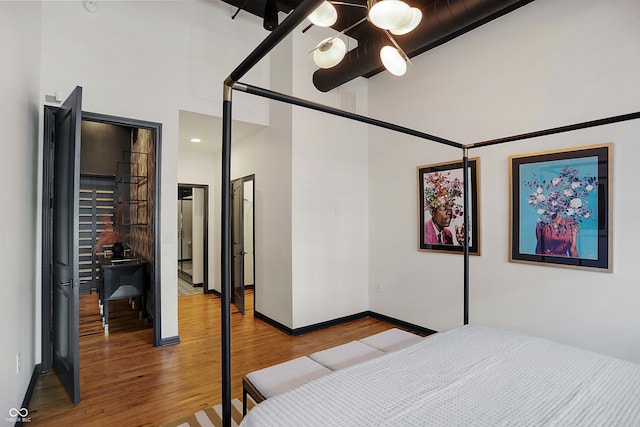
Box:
left=98, top=261, right=148, bottom=335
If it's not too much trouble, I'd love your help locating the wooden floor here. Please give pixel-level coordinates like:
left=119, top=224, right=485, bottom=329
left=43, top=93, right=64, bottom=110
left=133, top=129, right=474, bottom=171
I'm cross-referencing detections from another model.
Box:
left=29, top=290, right=396, bottom=426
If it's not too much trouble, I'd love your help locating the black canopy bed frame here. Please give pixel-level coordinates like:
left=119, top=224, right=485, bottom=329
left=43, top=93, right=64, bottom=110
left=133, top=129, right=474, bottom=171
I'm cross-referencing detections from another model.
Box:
left=218, top=1, right=640, bottom=425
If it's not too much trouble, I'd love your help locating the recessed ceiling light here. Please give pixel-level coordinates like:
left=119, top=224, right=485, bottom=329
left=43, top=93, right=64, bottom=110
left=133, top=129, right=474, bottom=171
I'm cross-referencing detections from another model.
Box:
left=190, top=138, right=201, bottom=143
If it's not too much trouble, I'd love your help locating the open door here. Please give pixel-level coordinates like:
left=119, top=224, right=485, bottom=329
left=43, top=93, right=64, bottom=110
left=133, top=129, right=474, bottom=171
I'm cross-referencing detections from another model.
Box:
left=231, top=178, right=245, bottom=314
left=52, top=86, right=82, bottom=404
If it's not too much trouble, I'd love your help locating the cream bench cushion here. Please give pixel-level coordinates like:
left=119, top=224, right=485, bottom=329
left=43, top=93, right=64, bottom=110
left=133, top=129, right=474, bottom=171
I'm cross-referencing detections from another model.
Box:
left=359, top=328, right=424, bottom=353
left=309, top=340, right=384, bottom=371
left=245, top=356, right=332, bottom=399
left=243, top=356, right=332, bottom=414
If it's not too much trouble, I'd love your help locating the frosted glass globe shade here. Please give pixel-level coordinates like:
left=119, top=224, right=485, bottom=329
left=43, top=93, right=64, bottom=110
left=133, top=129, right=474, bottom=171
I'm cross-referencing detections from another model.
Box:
left=369, top=0, right=412, bottom=31
left=380, top=46, right=407, bottom=76
left=390, top=7, right=422, bottom=35
left=308, top=1, right=338, bottom=27
left=313, top=38, right=347, bottom=69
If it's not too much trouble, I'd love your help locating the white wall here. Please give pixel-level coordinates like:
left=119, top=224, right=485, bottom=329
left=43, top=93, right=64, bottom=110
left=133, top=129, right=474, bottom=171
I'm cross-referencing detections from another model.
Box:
left=368, top=0, right=640, bottom=362
left=289, top=28, right=371, bottom=327
left=0, top=0, right=42, bottom=413
left=178, top=150, right=218, bottom=291
left=227, top=35, right=296, bottom=326
left=200, top=26, right=371, bottom=330
left=38, top=0, right=270, bottom=340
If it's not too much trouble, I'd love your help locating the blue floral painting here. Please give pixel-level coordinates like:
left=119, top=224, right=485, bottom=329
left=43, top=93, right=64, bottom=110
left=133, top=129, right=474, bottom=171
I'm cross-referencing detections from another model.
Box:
left=510, top=143, right=611, bottom=272
left=519, top=156, right=599, bottom=259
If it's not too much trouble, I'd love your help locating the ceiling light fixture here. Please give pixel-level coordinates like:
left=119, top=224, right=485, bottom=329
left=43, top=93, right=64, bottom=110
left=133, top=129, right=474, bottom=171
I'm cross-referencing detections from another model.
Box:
left=308, top=1, right=338, bottom=27
left=380, top=46, right=407, bottom=76
left=368, top=0, right=412, bottom=30
left=307, top=0, right=421, bottom=77
left=190, top=138, right=202, bottom=143
left=313, top=37, right=347, bottom=69
left=263, top=0, right=279, bottom=31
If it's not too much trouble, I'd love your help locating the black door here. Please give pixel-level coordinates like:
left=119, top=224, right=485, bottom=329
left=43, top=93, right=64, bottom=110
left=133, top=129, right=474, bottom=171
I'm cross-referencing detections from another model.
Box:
left=52, top=86, right=82, bottom=404
left=231, top=178, right=245, bottom=314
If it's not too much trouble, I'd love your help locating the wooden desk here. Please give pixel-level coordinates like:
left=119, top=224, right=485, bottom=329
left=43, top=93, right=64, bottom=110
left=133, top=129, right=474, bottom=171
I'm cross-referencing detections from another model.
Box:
left=98, top=256, right=148, bottom=335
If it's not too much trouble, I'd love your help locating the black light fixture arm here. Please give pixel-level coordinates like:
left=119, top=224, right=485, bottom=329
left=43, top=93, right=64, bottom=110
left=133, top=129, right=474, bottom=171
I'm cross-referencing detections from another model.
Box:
left=231, top=0, right=250, bottom=19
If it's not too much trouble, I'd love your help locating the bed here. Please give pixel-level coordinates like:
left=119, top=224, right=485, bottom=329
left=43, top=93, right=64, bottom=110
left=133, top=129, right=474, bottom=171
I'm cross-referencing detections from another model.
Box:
left=216, top=2, right=640, bottom=425
left=239, top=325, right=640, bottom=426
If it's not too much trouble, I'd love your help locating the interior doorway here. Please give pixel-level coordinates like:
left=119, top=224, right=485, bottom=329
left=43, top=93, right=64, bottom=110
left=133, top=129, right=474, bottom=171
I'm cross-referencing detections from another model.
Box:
left=41, top=92, right=162, bottom=404
left=231, top=175, right=255, bottom=314
left=177, top=183, right=208, bottom=296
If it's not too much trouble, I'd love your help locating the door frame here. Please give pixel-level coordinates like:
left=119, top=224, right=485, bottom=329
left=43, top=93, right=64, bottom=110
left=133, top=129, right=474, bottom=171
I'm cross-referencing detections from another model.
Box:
left=177, top=183, right=209, bottom=290
left=231, top=178, right=245, bottom=314
left=42, top=108, right=163, bottom=371
left=242, top=175, right=255, bottom=293
left=231, top=174, right=255, bottom=313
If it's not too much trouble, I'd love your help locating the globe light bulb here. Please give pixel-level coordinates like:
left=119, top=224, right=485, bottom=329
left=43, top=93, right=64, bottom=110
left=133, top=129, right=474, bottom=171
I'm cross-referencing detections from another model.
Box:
left=390, top=7, right=422, bottom=35
left=380, top=45, right=407, bottom=76
left=313, top=38, right=347, bottom=69
left=369, top=0, right=412, bottom=31
left=307, top=1, right=338, bottom=27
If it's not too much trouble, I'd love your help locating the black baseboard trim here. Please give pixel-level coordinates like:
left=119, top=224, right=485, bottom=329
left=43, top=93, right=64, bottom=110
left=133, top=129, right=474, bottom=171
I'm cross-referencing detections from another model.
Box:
left=17, top=364, right=41, bottom=426
left=159, top=336, right=181, bottom=346
left=209, top=286, right=253, bottom=296
left=254, top=310, right=438, bottom=337
left=366, top=311, right=437, bottom=337
left=254, top=311, right=294, bottom=335
left=292, top=312, right=370, bottom=336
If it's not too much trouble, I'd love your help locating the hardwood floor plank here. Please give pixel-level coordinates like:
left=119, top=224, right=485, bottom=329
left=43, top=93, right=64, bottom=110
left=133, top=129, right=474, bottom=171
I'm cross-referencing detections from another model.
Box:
left=28, top=290, right=397, bottom=426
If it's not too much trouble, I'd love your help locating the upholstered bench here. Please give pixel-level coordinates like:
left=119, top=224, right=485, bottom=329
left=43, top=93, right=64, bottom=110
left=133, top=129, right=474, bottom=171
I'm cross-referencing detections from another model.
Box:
left=309, top=340, right=385, bottom=370
left=242, top=329, right=422, bottom=415
left=359, top=327, right=424, bottom=352
left=242, top=356, right=331, bottom=415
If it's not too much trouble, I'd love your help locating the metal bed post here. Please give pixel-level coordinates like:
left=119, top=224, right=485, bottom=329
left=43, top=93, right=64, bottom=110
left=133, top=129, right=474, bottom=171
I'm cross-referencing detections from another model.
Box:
left=220, top=2, right=324, bottom=426
left=462, top=147, right=470, bottom=325
left=233, top=83, right=463, bottom=149
left=221, top=83, right=233, bottom=427
left=470, top=112, right=640, bottom=148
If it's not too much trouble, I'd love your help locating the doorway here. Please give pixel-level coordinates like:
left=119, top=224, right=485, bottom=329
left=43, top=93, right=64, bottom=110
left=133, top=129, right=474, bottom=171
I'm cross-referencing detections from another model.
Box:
left=177, top=184, right=208, bottom=295
left=231, top=175, right=255, bottom=314
left=41, top=90, right=162, bottom=403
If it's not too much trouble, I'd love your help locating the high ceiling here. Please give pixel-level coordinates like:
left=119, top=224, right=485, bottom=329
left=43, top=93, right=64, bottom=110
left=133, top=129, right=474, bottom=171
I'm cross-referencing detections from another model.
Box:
left=180, top=0, right=535, bottom=153
left=218, top=0, right=534, bottom=91
left=178, top=110, right=266, bottom=154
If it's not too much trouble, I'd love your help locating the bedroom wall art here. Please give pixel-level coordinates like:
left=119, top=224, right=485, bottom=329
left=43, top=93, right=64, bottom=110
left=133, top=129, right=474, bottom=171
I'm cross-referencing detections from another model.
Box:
left=417, top=159, right=480, bottom=254
left=509, top=143, right=612, bottom=271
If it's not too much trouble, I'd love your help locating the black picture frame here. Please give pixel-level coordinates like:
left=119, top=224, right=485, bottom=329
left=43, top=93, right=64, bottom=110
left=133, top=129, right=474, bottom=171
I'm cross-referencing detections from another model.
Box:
left=509, top=143, right=612, bottom=271
left=417, top=159, right=480, bottom=254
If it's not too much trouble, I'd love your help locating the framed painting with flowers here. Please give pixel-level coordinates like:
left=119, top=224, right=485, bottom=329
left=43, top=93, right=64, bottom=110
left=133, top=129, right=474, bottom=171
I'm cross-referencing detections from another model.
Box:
left=509, top=143, right=612, bottom=271
left=417, top=159, right=480, bottom=254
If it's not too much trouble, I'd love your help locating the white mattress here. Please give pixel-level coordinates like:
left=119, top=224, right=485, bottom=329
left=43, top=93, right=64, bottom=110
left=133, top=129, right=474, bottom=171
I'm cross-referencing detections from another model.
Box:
left=240, top=325, right=640, bottom=426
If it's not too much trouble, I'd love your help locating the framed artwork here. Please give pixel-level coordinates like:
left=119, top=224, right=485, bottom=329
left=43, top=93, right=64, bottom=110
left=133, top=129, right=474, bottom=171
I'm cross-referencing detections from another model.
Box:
left=417, top=159, right=480, bottom=254
left=509, top=143, right=612, bottom=272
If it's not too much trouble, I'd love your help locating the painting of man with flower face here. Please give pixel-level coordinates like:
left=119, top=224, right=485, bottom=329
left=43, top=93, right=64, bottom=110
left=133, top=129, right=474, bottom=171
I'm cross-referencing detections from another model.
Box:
left=418, top=159, right=480, bottom=254
left=510, top=144, right=611, bottom=271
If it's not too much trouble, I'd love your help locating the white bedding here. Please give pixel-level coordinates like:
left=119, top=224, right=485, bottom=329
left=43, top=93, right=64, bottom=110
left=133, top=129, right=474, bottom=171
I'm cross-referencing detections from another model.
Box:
left=240, top=325, right=640, bottom=426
